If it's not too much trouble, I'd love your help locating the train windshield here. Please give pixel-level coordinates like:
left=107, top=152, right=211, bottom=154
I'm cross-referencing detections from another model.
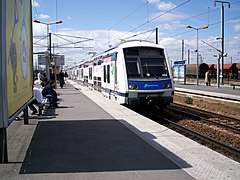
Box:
left=123, top=47, right=169, bottom=79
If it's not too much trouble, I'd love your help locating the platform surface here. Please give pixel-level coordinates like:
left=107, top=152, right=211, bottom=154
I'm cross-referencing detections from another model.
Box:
left=0, top=80, right=239, bottom=180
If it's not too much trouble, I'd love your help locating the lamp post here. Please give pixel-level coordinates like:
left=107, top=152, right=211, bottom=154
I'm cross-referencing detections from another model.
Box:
left=33, top=20, right=62, bottom=80
left=187, top=25, right=208, bottom=86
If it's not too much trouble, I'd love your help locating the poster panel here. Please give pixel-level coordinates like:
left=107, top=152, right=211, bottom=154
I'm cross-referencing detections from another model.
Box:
left=0, top=0, right=9, bottom=128
left=6, top=0, right=33, bottom=118
left=173, top=65, right=186, bottom=82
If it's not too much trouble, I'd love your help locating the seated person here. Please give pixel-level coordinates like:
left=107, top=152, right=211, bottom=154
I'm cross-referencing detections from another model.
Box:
left=29, top=87, right=43, bottom=114
left=40, top=72, right=48, bottom=87
left=42, top=80, right=58, bottom=108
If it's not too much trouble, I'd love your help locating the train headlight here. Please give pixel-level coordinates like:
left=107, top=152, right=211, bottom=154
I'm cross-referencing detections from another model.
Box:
left=164, top=83, right=172, bottom=89
left=129, top=84, right=138, bottom=90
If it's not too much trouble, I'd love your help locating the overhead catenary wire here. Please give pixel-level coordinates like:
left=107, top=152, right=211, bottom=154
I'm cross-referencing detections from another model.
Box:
left=53, top=33, right=93, bottom=40
left=50, top=33, right=93, bottom=48
left=32, top=0, right=240, bottom=66
left=33, top=35, right=48, bottom=45
left=169, top=15, right=240, bottom=38
left=108, top=0, right=150, bottom=30
left=95, top=0, right=192, bottom=53
left=120, top=28, right=156, bottom=41
left=105, top=0, right=191, bottom=47
left=32, top=1, right=46, bottom=36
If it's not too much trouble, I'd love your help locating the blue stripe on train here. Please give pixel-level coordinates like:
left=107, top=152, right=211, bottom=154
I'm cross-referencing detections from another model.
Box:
left=102, top=87, right=128, bottom=97
left=128, top=79, right=171, bottom=90
left=101, top=79, right=171, bottom=97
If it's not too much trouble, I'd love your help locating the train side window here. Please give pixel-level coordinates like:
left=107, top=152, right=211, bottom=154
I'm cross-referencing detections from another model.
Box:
left=89, top=67, right=92, bottom=80
left=107, top=65, right=110, bottom=83
left=103, top=65, right=106, bottom=83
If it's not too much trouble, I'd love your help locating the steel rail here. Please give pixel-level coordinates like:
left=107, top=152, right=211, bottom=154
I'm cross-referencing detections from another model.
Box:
left=162, top=117, right=240, bottom=158
left=166, top=104, right=240, bottom=134
left=173, top=102, right=240, bottom=123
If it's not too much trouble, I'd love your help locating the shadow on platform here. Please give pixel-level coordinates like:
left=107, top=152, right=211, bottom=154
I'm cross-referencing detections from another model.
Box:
left=20, top=119, right=191, bottom=174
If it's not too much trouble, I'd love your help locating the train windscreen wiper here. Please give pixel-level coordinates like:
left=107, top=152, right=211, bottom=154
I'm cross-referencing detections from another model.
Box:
left=145, top=63, right=159, bottom=79
left=149, top=70, right=159, bottom=79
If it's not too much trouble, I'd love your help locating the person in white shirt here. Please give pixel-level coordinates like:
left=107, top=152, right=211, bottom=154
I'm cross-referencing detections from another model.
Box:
left=29, top=87, right=43, bottom=114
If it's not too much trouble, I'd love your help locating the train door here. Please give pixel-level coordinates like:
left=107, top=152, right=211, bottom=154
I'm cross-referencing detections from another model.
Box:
left=102, top=53, right=117, bottom=98
left=110, top=62, right=116, bottom=92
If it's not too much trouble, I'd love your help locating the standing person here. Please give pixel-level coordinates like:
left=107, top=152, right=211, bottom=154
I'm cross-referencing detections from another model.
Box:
left=205, top=70, right=211, bottom=86
left=64, top=71, right=68, bottom=85
left=59, top=70, right=65, bottom=88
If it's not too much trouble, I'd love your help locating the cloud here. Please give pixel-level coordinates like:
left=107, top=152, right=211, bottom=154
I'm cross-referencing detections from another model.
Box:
left=39, top=14, right=51, bottom=20
left=234, top=24, right=240, bottom=32
left=157, top=1, right=176, bottom=11
left=149, top=0, right=176, bottom=11
left=33, top=28, right=165, bottom=67
left=66, top=16, right=72, bottom=20
left=159, top=37, right=180, bottom=48
left=151, top=12, right=185, bottom=22
left=32, top=0, right=40, bottom=7
left=148, top=1, right=186, bottom=27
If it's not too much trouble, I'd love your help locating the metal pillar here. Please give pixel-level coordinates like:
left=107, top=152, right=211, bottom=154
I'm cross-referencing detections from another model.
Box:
left=196, top=29, right=199, bottom=86
left=221, top=4, right=224, bottom=85
left=217, top=54, right=221, bottom=88
left=23, top=107, right=29, bottom=125
left=182, top=40, right=184, bottom=61
left=155, top=27, right=158, bottom=44
left=0, top=128, right=8, bottom=163
left=215, top=0, right=230, bottom=85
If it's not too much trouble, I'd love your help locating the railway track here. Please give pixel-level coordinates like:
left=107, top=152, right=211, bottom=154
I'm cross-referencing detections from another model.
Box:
left=167, top=103, right=240, bottom=134
left=150, top=104, right=240, bottom=162
left=159, top=116, right=240, bottom=160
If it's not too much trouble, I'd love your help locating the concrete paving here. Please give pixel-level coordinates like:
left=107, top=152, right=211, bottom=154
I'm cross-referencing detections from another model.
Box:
left=174, top=82, right=240, bottom=101
left=1, top=80, right=239, bottom=179
left=0, top=82, right=195, bottom=180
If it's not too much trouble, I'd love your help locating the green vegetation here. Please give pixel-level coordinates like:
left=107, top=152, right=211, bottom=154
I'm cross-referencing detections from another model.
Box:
left=185, top=96, right=193, bottom=104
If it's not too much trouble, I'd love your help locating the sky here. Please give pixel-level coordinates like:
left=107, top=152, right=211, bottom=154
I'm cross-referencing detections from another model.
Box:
left=32, top=0, right=240, bottom=68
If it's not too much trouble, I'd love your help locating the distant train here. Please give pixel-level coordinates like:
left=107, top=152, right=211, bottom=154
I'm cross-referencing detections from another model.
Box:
left=186, top=63, right=240, bottom=79
left=67, top=40, right=174, bottom=106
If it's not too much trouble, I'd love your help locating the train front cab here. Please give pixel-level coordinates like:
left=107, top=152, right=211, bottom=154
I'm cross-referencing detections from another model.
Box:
left=122, top=45, right=174, bottom=106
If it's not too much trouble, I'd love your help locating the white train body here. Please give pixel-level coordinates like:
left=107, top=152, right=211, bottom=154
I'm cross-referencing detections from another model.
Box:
left=70, top=40, right=174, bottom=106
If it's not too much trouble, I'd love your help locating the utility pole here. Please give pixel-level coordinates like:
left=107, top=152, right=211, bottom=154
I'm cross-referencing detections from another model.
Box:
left=182, top=40, right=184, bottom=61
left=155, top=27, right=158, bottom=44
left=49, top=33, right=52, bottom=70
left=214, top=0, right=230, bottom=85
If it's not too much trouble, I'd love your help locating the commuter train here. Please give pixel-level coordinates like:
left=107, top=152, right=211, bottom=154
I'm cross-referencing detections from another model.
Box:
left=68, top=40, right=174, bottom=106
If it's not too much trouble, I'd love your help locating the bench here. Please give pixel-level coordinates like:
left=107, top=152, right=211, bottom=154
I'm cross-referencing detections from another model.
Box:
left=35, top=95, right=52, bottom=115
left=230, top=83, right=240, bottom=90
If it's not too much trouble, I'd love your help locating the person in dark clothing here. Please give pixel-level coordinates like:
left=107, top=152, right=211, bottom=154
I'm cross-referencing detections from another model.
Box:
left=42, top=80, right=58, bottom=108
left=40, top=72, right=48, bottom=87
left=59, top=70, right=65, bottom=88
left=64, top=72, right=68, bottom=78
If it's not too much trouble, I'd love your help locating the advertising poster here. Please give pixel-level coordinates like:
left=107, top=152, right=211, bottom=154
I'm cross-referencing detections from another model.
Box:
left=173, top=65, right=186, bottom=82
left=6, top=0, right=33, bottom=118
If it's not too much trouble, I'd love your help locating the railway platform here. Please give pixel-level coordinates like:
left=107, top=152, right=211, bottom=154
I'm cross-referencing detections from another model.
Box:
left=0, top=80, right=239, bottom=180
left=174, top=82, right=240, bottom=101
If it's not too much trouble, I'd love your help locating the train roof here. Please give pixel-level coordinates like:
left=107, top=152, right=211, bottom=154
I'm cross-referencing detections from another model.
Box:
left=104, top=40, right=164, bottom=53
